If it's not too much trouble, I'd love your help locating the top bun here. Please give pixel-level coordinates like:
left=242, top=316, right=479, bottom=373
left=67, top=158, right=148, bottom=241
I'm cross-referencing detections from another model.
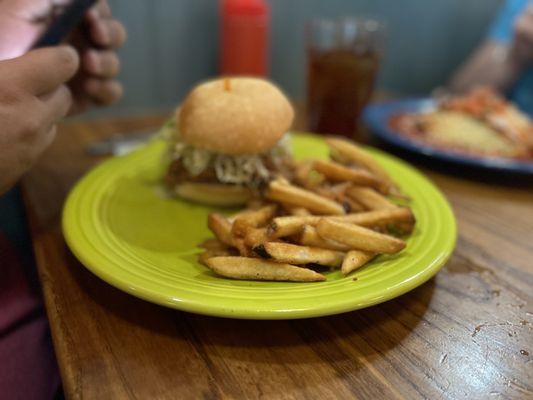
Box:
left=178, top=77, right=294, bottom=155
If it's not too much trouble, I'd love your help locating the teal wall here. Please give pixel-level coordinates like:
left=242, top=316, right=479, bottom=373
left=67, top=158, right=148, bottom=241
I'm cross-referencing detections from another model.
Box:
left=100, top=0, right=502, bottom=116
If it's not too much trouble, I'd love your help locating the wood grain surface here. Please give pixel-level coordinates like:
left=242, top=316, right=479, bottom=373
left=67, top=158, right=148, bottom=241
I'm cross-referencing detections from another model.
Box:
left=21, top=115, right=533, bottom=400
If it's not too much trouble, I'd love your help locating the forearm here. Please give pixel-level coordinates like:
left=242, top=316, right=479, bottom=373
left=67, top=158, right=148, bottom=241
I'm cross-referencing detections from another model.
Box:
left=449, top=41, right=525, bottom=93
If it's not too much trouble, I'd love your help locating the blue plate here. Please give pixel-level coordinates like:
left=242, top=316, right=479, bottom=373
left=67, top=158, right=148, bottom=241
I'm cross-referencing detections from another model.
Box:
left=363, top=98, right=533, bottom=176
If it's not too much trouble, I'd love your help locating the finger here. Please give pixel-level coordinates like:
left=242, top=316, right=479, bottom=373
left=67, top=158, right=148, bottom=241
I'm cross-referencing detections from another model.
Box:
left=93, top=0, right=113, bottom=18
left=85, top=79, right=123, bottom=105
left=89, top=18, right=127, bottom=49
left=1, top=47, right=79, bottom=96
left=87, top=0, right=112, bottom=19
left=39, top=85, right=73, bottom=126
left=83, top=49, right=120, bottom=79
left=85, top=2, right=110, bottom=27
left=107, top=19, right=128, bottom=48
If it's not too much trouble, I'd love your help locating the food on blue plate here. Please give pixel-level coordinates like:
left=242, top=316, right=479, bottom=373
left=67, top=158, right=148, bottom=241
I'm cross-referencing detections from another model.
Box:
left=165, top=77, right=295, bottom=206
left=199, top=138, right=416, bottom=282
left=390, top=87, right=533, bottom=160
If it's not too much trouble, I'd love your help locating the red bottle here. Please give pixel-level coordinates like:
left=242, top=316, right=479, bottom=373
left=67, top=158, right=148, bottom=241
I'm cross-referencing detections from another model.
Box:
left=220, top=0, right=270, bottom=76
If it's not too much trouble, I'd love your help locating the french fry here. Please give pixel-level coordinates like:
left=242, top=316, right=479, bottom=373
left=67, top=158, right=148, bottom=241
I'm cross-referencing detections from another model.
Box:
left=207, top=213, right=251, bottom=256
left=339, top=196, right=365, bottom=213
left=326, top=137, right=398, bottom=193
left=206, top=256, right=326, bottom=282
left=231, top=219, right=251, bottom=237
left=254, top=242, right=344, bottom=268
left=310, top=183, right=345, bottom=200
left=313, top=188, right=365, bottom=213
left=310, top=186, right=337, bottom=201
left=341, top=250, right=375, bottom=275
left=246, top=204, right=278, bottom=225
left=198, top=243, right=235, bottom=266
left=285, top=206, right=311, bottom=216
left=316, top=219, right=406, bottom=254
left=272, top=176, right=291, bottom=185
left=331, top=182, right=353, bottom=192
left=199, top=251, right=217, bottom=267
left=243, top=227, right=270, bottom=248
left=346, top=186, right=397, bottom=210
left=246, top=198, right=266, bottom=210
left=294, top=161, right=320, bottom=189
left=232, top=204, right=277, bottom=237
left=228, top=208, right=255, bottom=223
left=233, top=238, right=251, bottom=257
left=313, top=160, right=384, bottom=191
left=207, top=213, right=235, bottom=247
left=199, top=238, right=227, bottom=251
left=269, top=208, right=415, bottom=238
left=386, top=221, right=415, bottom=237
left=201, top=134, right=416, bottom=283
left=265, top=180, right=345, bottom=215
left=345, top=207, right=414, bottom=226
left=396, top=221, right=415, bottom=235
left=299, top=225, right=351, bottom=251
left=198, top=239, right=234, bottom=266
left=309, top=183, right=364, bottom=213
left=295, top=161, right=327, bottom=190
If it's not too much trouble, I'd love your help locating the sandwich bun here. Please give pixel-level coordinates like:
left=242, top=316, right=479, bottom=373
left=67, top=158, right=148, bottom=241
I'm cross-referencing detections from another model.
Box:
left=178, top=77, right=294, bottom=155
left=174, top=183, right=252, bottom=206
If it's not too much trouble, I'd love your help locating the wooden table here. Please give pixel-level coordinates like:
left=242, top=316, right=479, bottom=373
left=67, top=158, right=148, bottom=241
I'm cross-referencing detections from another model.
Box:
left=22, top=115, right=532, bottom=399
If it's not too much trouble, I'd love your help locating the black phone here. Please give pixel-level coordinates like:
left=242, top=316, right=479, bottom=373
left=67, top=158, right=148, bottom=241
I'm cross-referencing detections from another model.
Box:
left=32, top=0, right=98, bottom=49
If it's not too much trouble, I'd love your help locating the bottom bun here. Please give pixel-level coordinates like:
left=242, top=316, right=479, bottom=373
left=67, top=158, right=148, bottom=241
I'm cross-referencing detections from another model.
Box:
left=174, top=183, right=252, bottom=207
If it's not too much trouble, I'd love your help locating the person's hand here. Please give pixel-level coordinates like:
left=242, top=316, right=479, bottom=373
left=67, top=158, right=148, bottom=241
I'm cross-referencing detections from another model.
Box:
left=0, top=0, right=126, bottom=114
left=511, top=4, right=533, bottom=67
left=0, top=46, right=79, bottom=195
left=69, top=0, right=127, bottom=113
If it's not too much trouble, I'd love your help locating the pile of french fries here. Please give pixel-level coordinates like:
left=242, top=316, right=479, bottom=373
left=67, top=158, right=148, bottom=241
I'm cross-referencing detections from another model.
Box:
left=199, top=137, right=416, bottom=282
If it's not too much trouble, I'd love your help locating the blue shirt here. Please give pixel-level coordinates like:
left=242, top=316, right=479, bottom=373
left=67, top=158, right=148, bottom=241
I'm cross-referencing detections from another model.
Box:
left=489, top=0, right=533, bottom=113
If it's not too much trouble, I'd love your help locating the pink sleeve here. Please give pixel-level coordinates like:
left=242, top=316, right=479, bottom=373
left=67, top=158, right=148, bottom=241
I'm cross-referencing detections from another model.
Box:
left=0, top=233, right=60, bottom=400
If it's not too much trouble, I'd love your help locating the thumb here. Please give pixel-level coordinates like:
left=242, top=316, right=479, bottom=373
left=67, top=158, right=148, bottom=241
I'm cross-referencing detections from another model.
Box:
left=0, top=46, right=80, bottom=96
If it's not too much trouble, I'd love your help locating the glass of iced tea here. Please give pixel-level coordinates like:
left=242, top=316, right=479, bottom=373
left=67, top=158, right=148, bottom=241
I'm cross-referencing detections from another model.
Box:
left=306, top=18, right=385, bottom=139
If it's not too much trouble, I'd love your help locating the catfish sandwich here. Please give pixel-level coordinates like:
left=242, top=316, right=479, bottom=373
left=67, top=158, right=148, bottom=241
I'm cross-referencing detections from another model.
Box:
left=165, top=77, right=295, bottom=206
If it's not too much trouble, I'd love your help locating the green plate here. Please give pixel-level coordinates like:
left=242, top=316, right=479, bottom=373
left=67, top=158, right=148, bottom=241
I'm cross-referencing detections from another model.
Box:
left=63, top=133, right=456, bottom=319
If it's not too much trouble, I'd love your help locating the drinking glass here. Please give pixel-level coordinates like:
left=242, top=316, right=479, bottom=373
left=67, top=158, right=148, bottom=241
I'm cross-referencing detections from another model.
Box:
left=306, top=17, right=386, bottom=139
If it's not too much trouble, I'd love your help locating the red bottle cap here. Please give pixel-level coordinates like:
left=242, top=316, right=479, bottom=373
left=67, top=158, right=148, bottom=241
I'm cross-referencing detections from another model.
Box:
left=222, top=0, right=268, bottom=17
